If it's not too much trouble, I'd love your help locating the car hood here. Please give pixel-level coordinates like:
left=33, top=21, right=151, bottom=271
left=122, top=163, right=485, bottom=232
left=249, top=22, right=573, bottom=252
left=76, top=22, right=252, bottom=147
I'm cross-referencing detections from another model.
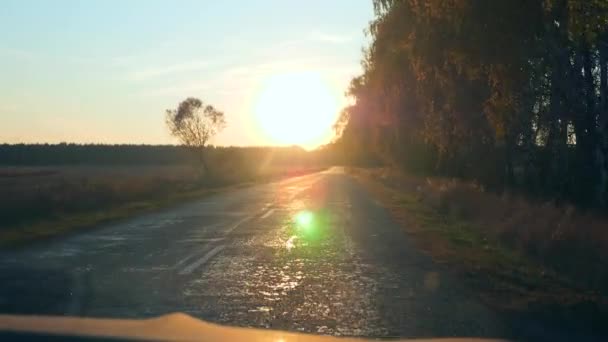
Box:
left=0, top=313, right=508, bottom=342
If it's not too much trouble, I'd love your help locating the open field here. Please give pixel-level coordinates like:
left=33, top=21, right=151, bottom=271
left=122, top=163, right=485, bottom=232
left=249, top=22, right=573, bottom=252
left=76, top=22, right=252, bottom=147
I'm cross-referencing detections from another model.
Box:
left=350, top=168, right=608, bottom=334
left=0, top=164, right=324, bottom=246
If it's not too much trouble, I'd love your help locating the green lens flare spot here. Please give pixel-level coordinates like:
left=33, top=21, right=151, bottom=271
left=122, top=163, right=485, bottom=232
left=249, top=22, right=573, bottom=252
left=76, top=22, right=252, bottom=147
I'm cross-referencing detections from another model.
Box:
left=295, top=210, right=314, bottom=228
left=294, top=210, right=324, bottom=240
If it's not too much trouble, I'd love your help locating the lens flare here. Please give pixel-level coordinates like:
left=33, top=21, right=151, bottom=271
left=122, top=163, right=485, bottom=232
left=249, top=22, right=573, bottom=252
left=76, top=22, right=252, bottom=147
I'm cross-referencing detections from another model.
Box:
left=294, top=210, right=324, bottom=240
left=295, top=210, right=314, bottom=227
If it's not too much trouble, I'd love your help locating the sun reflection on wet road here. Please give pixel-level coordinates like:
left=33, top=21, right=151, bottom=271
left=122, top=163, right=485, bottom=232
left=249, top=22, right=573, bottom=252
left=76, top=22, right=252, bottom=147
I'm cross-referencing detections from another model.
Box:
left=177, top=177, right=394, bottom=337
left=285, top=236, right=297, bottom=251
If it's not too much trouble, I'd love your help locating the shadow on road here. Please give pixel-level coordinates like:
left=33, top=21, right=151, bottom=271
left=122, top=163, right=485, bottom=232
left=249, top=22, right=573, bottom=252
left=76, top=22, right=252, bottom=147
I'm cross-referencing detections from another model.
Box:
left=0, top=266, right=90, bottom=316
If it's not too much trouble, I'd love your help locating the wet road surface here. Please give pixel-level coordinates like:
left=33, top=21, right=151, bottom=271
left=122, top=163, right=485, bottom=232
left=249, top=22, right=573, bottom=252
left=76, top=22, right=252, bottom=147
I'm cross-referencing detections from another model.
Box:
left=0, top=168, right=509, bottom=339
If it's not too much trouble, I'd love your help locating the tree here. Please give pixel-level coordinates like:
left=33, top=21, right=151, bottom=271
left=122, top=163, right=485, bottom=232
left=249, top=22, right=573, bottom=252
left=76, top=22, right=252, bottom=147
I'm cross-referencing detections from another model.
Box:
left=335, top=0, right=608, bottom=208
left=165, top=97, right=226, bottom=175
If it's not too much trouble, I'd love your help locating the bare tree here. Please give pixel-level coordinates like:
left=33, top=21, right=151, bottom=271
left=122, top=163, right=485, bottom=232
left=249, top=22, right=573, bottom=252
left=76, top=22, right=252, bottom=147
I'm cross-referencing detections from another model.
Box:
left=165, top=97, right=226, bottom=175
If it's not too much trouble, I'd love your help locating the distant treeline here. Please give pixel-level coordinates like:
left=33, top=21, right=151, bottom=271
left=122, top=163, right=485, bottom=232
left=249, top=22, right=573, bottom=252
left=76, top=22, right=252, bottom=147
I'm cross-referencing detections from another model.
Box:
left=0, top=143, right=333, bottom=166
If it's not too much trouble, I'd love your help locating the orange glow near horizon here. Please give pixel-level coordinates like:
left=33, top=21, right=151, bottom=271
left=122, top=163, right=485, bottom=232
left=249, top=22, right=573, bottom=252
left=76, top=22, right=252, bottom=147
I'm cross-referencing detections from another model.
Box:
left=253, top=71, right=340, bottom=149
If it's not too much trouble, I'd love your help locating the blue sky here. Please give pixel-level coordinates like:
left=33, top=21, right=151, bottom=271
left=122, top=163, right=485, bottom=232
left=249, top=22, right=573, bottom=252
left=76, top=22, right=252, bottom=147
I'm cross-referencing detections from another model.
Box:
left=0, top=0, right=373, bottom=147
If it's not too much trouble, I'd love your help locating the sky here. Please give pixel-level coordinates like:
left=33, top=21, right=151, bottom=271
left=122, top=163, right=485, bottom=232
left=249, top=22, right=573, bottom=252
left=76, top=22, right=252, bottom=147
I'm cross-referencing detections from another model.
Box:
left=0, top=0, right=373, bottom=149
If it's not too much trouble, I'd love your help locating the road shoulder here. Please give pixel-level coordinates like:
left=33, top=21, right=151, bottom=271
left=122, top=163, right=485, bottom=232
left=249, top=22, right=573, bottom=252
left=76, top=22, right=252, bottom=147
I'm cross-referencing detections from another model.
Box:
left=348, top=168, right=608, bottom=341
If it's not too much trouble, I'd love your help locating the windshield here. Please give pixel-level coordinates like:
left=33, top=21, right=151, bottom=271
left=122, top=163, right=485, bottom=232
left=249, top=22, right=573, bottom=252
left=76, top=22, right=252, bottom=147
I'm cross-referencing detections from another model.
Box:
left=1, top=1, right=607, bottom=341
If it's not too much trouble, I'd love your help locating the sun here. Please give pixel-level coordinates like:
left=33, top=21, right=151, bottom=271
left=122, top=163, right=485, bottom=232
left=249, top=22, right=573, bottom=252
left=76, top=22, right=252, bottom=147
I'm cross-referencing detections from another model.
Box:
left=253, top=71, right=340, bottom=149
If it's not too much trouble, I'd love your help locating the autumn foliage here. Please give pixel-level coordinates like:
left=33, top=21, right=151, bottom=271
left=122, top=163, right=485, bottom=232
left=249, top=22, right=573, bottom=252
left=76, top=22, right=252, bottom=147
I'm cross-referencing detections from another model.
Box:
left=337, top=0, right=608, bottom=208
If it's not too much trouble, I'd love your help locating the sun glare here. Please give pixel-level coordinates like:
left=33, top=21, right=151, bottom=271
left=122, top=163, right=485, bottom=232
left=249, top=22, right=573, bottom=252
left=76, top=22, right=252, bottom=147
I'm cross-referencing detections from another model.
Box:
left=253, top=72, right=340, bottom=149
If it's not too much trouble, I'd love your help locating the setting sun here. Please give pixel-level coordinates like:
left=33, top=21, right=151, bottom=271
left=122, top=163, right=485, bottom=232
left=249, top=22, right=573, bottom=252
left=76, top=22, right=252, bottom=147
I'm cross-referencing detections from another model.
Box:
left=253, top=72, right=340, bottom=149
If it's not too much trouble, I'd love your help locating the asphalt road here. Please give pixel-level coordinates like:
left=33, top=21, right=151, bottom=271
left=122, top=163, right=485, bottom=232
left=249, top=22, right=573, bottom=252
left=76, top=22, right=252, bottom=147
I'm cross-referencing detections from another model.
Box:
left=0, top=168, right=510, bottom=339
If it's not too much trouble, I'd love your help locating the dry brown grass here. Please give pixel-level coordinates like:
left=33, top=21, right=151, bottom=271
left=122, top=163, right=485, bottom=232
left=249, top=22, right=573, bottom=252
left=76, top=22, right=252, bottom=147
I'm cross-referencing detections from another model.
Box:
left=0, top=166, right=199, bottom=226
left=363, top=167, right=608, bottom=292
left=350, top=167, right=608, bottom=334
left=435, top=178, right=606, bottom=293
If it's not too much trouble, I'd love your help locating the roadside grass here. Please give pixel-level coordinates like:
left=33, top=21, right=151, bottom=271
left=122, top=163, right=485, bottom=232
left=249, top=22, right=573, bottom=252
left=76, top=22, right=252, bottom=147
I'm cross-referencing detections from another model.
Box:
left=0, top=187, right=219, bottom=247
left=350, top=168, right=607, bottom=331
left=0, top=165, right=323, bottom=247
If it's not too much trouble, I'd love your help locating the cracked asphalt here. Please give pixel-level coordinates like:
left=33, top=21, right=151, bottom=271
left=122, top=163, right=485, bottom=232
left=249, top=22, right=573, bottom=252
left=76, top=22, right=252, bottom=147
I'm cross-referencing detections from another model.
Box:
left=0, top=168, right=509, bottom=339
